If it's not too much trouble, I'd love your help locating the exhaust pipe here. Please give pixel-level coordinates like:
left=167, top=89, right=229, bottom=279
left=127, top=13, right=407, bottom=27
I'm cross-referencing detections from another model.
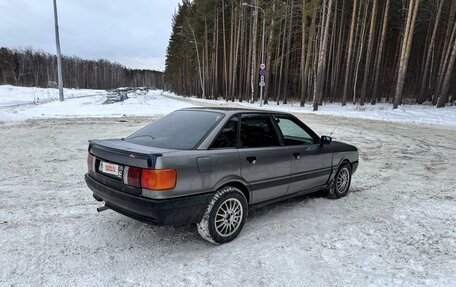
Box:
left=97, top=205, right=109, bottom=212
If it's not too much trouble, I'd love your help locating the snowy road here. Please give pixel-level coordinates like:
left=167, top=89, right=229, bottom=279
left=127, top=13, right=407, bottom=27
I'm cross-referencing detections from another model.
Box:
left=0, top=114, right=455, bottom=286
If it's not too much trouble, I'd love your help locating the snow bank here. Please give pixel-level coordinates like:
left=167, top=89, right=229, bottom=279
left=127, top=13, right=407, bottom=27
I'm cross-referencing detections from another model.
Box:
left=1, top=85, right=455, bottom=127
left=0, top=86, right=194, bottom=121
left=163, top=92, right=456, bottom=128
left=0, top=85, right=106, bottom=107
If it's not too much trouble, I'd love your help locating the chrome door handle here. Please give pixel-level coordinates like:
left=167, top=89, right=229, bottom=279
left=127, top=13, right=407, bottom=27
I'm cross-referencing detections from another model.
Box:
left=246, top=156, right=257, bottom=164
left=292, top=152, right=301, bottom=159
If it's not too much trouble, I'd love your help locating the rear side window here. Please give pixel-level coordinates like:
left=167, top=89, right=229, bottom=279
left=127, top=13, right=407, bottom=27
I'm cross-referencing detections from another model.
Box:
left=211, top=116, right=239, bottom=149
left=126, top=110, right=223, bottom=149
left=240, top=115, right=280, bottom=148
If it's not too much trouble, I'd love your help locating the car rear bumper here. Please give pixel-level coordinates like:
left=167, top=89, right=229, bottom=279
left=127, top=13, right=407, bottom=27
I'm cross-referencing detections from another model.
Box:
left=85, top=174, right=213, bottom=226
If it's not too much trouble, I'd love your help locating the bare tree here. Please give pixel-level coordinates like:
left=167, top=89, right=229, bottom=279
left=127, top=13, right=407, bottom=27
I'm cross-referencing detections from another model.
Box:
left=313, top=0, right=334, bottom=111
left=360, top=0, right=378, bottom=106
left=437, top=22, right=456, bottom=108
left=342, top=0, right=358, bottom=106
left=393, top=0, right=420, bottom=109
left=418, top=0, right=444, bottom=103
left=371, top=0, right=390, bottom=104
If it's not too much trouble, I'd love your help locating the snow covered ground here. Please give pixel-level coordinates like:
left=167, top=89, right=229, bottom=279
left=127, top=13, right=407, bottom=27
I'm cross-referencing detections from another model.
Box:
left=1, top=115, right=455, bottom=286
left=164, top=92, right=456, bottom=128
left=0, top=86, right=194, bottom=121
left=0, top=85, right=107, bottom=108
left=0, top=86, right=455, bottom=285
left=0, top=85, right=455, bottom=128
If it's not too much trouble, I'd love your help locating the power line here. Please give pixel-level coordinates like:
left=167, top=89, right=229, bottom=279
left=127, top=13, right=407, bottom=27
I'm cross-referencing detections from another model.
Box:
left=4, top=0, right=76, bottom=36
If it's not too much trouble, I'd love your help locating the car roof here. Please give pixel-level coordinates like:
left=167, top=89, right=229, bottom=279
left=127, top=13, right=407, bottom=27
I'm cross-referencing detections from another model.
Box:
left=181, top=107, right=293, bottom=116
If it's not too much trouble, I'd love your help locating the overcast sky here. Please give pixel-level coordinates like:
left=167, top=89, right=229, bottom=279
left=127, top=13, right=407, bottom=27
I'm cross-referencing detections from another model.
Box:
left=0, top=0, right=181, bottom=71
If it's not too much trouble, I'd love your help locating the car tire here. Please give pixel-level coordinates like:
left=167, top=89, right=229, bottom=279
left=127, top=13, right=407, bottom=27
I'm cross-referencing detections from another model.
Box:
left=327, top=162, right=352, bottom=199
left=197, top=186, right=248, bottom=244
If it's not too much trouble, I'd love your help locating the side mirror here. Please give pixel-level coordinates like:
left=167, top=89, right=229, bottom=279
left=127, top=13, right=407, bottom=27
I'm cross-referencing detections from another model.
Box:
left=320, top=135, right=332, bottom=145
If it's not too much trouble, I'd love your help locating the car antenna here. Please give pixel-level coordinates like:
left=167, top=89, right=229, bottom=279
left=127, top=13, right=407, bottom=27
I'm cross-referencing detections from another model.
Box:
left=329, top=121, right=342, bottom=136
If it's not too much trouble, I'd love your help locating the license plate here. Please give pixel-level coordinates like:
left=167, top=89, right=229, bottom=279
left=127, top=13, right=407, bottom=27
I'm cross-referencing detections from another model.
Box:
left=99, top=161, right=122, bottom=178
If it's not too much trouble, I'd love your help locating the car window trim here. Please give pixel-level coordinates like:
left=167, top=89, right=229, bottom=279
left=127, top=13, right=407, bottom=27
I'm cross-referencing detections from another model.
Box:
left=209, top=114, right=239, bottom=150
left=192, top=111, right=226, bottom=150
left=269, top=114, right=286, bottom=146
left=273, top=114, right=320, bottom=145
left=238, top=113, right=283, bottom=149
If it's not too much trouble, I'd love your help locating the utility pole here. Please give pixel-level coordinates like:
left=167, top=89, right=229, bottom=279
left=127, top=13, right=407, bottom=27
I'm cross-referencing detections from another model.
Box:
left=243, top=2, right=266, bottom=107
left=53, top=0, right=64, bottom=101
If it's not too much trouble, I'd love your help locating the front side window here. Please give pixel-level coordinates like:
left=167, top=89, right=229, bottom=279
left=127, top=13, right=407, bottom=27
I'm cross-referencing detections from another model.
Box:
left=125, top=110, right=223, bottom=149
left=276, top=117, right=315, bottom=145
left=240, top=115, right=280, bottom=148
left=211, top=116, right=239, bottom=149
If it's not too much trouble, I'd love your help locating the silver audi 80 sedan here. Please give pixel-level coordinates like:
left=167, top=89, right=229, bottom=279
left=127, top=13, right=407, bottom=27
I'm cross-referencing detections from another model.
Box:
left=85, top=108, right=358, bottom=244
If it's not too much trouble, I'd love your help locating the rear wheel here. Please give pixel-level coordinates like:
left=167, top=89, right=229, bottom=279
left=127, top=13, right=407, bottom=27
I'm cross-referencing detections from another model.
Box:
left=197, top=186, right=248, bottom=244
left=327, top=162, right=352, bottom=199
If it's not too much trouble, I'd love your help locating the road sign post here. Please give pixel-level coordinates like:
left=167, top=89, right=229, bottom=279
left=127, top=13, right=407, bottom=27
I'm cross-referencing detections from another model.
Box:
left=243, top=3, right=266, bottom=107
left=259, top=64, right=266, bottom=89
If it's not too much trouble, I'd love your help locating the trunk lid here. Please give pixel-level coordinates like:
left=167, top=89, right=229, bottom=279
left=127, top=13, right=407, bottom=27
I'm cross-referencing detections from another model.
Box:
left=88, top=139, right=175, bottom=169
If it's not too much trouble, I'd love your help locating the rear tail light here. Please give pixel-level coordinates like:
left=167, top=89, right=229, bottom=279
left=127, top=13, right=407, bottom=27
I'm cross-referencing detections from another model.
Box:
left=87, top=153, right=95, bottom=171
left=123, top=166, right=141, bottom=188
left=122, top=166, right=175, bottom=190
left=141, top=169, right=177, bottom=190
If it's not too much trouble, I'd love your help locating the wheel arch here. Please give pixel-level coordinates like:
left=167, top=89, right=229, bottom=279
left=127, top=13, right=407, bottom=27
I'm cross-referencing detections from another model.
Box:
left=220, top=182, right=250, bottom=204
left=340, top=158, right=352, bottom=169
left=334, top=156, right=352, bottom=170
left=328, top=157, right=352, bottom=184
left=214, top=176, right=251, bottom=205
left=326, top=157, right=353, bottom=199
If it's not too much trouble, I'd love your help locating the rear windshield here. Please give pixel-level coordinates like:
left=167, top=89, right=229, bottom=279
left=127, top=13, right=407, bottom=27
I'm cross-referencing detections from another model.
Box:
left=125, top=110, right=223, bottom=149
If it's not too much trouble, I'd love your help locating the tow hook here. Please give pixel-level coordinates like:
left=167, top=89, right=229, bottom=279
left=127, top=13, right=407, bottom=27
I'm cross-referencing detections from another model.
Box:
left=97, top=205, right=109, bottom=212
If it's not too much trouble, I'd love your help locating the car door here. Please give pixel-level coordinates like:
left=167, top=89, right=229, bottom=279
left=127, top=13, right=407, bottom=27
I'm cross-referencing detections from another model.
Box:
left=238, top=114, right=291, bottom=204
left=273, top=115, right=332, bottom=194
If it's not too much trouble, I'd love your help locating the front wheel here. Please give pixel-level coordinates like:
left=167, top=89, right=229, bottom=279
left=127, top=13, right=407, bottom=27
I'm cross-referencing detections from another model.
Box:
left=327, top=162, right=352, bottom=199
left=197, top=186, right=248, bottom=244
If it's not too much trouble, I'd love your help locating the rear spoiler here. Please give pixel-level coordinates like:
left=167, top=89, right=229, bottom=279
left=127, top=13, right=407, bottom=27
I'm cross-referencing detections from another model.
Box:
left=88, top=139, right=163, bottom=169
